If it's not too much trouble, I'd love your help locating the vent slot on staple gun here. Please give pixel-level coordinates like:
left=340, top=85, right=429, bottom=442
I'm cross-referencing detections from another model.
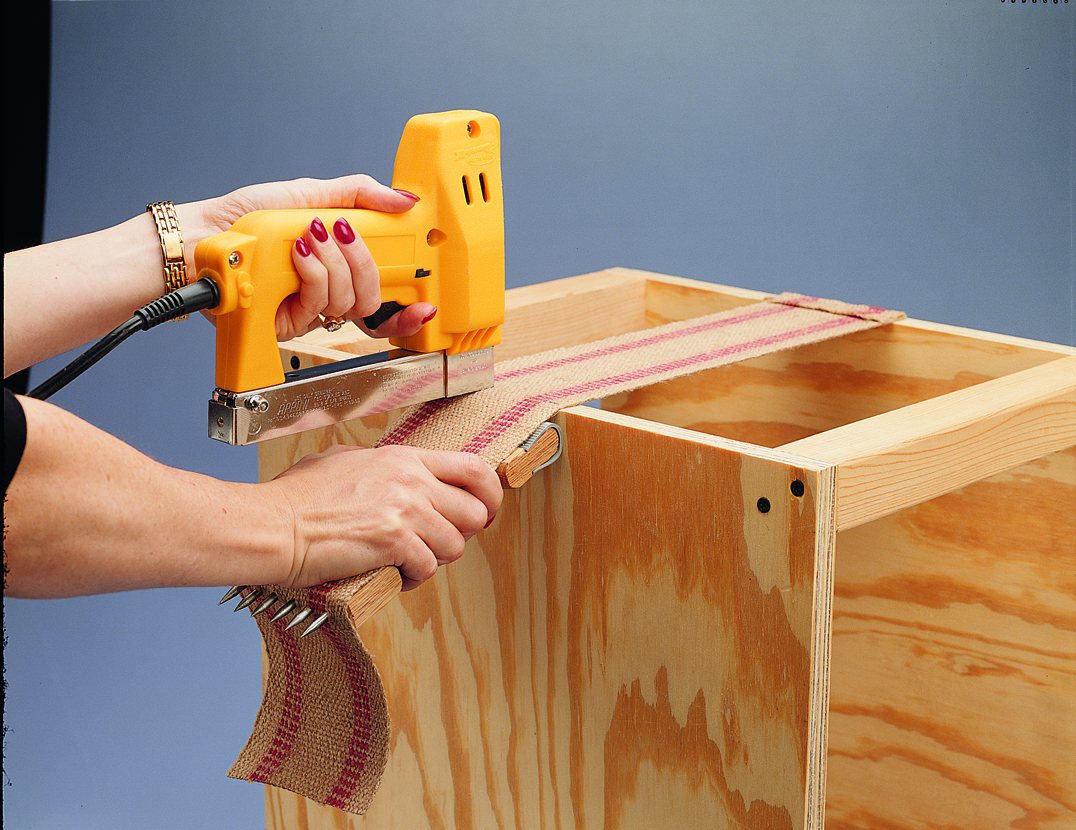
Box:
left=462, top=173, right=493, bottom=206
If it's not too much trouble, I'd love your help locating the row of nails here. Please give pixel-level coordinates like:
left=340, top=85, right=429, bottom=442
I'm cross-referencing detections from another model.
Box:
left=218, top=586, right=329, bottom=638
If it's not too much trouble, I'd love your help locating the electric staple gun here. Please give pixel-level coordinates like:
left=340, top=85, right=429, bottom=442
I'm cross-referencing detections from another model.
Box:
left=194, top=110, right=505, bottom=445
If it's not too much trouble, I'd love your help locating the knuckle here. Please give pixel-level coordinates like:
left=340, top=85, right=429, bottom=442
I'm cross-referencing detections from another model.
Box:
left=440, top=535, right=467, bottom=565
left=462, top=499, right=489, bottom=535
left=453, top=451, right=486, bottom=482
left=382, top=463, right=425, bottom=492
left=352, top=173, right=378, bottom=195
left=356, top=297, right=382, bottom=319
left=409, top=554, right=438, bottom=585
left=380, top=445, right=420, bottom=466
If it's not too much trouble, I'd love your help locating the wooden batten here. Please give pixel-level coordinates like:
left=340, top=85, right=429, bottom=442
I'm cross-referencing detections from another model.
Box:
left=783, top=355, right=1076, bottom=530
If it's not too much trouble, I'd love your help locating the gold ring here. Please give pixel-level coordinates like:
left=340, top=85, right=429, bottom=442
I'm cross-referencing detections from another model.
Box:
left=320, top=315, right=346, bottom=332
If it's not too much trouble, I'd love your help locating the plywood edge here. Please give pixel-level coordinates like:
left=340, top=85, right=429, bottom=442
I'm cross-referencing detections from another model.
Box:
left=508, top=268, right=775, bottom=309
left=781, top=355, right=1076, bottom=530
left=611, top=268, right=773, bottom=302
left=504, top=267, right=649, bottom=308
left=805, top=460, right=836, bottom=830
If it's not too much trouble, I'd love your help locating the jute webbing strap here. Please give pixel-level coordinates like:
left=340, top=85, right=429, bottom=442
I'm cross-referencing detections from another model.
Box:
left=229, top=572, right=391, bottom=813
left=230, top=292, right=904, bottom=814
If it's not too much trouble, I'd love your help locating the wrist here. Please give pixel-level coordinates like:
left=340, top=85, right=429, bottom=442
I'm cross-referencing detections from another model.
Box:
left=172, top=197, right=217, bottom=278
left=194, top=478, right=297, bottom=589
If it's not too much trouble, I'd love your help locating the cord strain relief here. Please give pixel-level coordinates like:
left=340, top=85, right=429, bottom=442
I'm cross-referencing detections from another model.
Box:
left=136, top=291, right=186, bottom=330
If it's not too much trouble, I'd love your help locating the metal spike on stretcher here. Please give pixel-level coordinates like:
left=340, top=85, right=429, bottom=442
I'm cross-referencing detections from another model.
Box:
left=218, top=585, right=245, bottom=605
left=218, top=586, right=328, bottom=638
left=250, top=593, right=278, bottom=617
left=234, top=589, right=261, bottom=612
left=297, top=612, right=330, bottom=637
left=269, top=599, right=298, bottom=622
left=283, top=605, right=313, bottom=630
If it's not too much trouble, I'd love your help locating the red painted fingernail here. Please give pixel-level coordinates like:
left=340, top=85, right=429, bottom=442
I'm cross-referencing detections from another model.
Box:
left=421, top=307, right=438, bottom=324
left=394, top=189, right=420, bottom=203
left=484, top=515, right=495, bottom=529
left=309, top=216, right=329, bottom=242
left=295, top=236, right=311, bottom=256
left=333, top=217, right=356, bottom=244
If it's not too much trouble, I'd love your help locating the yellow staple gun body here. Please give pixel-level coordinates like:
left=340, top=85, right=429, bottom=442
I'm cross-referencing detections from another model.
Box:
left=194, top=111, right=504, bottom=445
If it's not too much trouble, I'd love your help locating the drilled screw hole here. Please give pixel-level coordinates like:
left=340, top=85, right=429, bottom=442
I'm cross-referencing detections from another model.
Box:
left=791, top=480, right=805, bottom=497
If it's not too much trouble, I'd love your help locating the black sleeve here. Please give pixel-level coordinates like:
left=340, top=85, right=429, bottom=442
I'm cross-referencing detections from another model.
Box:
left=4, top=387, right=28, bottom=494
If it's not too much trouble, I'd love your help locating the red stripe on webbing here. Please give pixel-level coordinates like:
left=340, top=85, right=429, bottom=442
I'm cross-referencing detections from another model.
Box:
left=250, top=620, right=303, bottom=783
left=381, top=396, right=453, bottom=447
left=460, top=315, right=856, bottom=455
left=494, top=302, right=793, bottom=382
left=250, top=583, right=333, bottom=784
left=321, top=620, right=375, bottom=808
left=382, top=301, right=795, bottom=448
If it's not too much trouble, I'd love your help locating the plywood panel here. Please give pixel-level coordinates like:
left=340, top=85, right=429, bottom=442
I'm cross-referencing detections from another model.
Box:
left=826, top=447, right=1076, bottom=829
left=262, top=407, right=836, bottom=829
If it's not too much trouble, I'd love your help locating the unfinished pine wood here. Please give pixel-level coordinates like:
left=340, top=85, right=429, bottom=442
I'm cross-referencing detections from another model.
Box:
left=495, top=422, right=562, bottom=488
left=498, top=269, right=649, bottom=360
left=346, top=566, right=403, bottom=630
left=784, top=356, right=1076, bottom=530
left=604, top=273, right=1072, bottom=450
left=826, top=446, right=1076, bottom=829
left=256, top=270, right=1075, bottom=830
left=262, top=406, right=836, bottom=830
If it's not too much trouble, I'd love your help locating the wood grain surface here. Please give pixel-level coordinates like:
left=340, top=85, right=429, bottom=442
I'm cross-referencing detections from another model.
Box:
left=826, top=447, right=1075, bottom=829
left=256, top=271, right=1075, bottom=829
left=262, top=407, right=836, bottom=829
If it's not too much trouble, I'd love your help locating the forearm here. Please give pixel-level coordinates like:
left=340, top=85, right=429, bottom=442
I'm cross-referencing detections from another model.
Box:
left=3, top=212, right=175, bottom=376
left=2, top=176, right=423, bottom=378
left=3, top=396, right=293, bottom=598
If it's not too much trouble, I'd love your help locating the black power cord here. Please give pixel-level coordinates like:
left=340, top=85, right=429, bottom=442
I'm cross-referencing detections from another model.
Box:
left=28, top=277, right=220, bottom=401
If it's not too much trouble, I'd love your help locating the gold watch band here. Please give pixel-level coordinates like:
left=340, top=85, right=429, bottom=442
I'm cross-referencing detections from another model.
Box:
left=146, top=201, right=189, bottom=319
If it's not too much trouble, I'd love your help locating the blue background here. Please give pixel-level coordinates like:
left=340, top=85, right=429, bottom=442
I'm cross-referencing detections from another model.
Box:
left=4, top=1, right=1073, bottom=828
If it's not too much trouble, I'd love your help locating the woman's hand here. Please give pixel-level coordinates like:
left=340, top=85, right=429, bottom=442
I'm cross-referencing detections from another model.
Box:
left=267, top=444, right=503, bottom=592
left=283, top=213, right=436, bottom=341
left=4, top=396, right=502, bottom=598
left=178, top=175, right=433, bottom=342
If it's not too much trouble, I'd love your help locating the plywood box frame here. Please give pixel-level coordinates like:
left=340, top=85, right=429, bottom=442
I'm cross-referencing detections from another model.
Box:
left=259, top=268, right=1075, bottom=829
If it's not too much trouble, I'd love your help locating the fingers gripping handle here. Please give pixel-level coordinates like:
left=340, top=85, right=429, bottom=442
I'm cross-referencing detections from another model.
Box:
left=195, top=110, right=506, bottom=395
left=197, top=207, right=429, bottom=393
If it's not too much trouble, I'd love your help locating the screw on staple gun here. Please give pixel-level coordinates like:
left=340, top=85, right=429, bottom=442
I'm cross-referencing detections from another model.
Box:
left=202, top=110, right=506, bottom=635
